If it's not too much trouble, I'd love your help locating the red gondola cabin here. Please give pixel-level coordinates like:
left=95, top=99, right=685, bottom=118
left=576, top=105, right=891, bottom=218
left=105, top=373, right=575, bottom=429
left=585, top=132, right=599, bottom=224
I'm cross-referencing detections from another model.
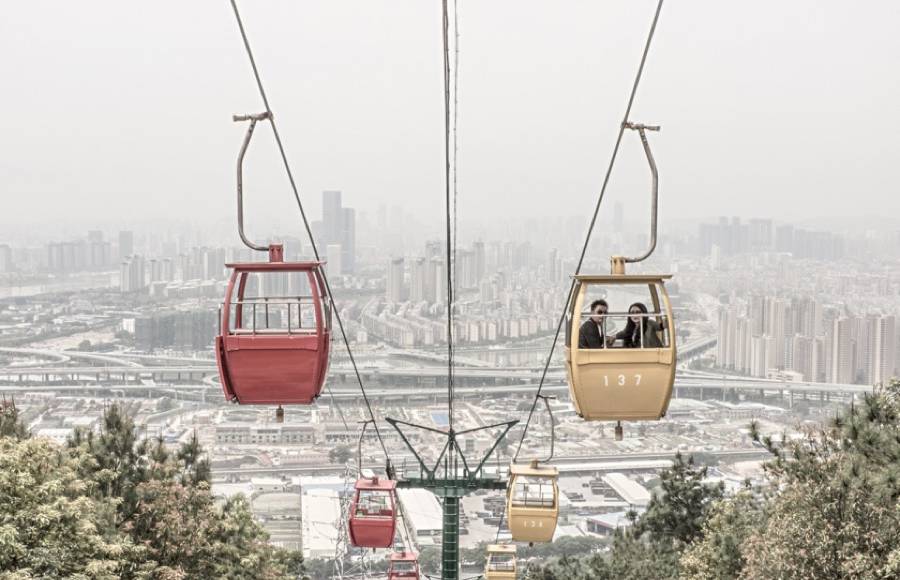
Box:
left=388, top=551, right=420, bottom=579
left=349, top=476, right=398, bottom=548
left=216, top=256, right=331, bottom=405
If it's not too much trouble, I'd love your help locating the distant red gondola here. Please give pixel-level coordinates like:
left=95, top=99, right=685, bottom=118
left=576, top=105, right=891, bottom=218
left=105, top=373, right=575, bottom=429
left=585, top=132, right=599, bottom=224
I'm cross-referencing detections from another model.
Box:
left=349, top=476, right=398, bottom=548
left=388, top=551, right=420, bottom=579
left=216, top=248, right=331, bottom=405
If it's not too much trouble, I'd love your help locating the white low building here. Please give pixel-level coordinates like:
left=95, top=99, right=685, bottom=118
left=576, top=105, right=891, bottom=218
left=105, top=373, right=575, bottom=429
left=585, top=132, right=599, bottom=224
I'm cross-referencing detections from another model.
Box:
left=398, top=488, right=443, bottom=546
left=302, top=489, right=342, bottom=560
left=601, top=473, right=651, bottom=508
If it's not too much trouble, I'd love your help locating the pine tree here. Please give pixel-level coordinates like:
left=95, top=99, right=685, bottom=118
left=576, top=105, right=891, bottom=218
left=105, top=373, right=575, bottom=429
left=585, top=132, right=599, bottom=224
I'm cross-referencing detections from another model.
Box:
left=0, top=398, right=28, bottom=440
left=682, top=378, right=900, bottom=579
left=1, top=403, right=306, bottom=579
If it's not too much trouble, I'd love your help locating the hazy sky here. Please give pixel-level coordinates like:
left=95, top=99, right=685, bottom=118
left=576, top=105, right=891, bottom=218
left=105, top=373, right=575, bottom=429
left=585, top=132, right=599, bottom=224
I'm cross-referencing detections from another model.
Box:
left=2, top=0, right=899, bottom=237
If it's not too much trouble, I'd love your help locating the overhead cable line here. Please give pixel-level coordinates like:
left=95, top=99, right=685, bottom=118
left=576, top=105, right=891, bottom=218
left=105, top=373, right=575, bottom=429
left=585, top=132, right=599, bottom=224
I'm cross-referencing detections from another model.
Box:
left=512, top=0, right=666, bottom=460
left=442, top=0, right=457, bottom=432
left=452, top=0, right=460, bottom=326
left=229, top=0, right=389, bottom=459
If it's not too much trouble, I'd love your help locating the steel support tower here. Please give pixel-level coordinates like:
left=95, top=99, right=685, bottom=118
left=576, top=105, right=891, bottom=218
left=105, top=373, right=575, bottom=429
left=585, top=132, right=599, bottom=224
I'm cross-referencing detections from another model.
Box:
left=386, top=418, right=517, bottom=580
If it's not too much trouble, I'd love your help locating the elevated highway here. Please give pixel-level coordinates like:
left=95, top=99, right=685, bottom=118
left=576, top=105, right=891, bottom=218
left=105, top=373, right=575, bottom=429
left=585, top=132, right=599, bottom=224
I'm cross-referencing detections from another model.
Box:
left=212, top=448, right=772, bottom=478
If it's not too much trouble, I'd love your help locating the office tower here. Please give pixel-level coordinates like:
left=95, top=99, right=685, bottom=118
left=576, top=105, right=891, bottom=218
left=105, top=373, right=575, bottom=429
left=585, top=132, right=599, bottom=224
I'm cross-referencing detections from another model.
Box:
left=387, top=257, right=406, bottom=302
left=118, top=230, right=134, bottom=260
left=320, top=191, right=356, bottom=274
left=323, top=190, right=343, bottom=243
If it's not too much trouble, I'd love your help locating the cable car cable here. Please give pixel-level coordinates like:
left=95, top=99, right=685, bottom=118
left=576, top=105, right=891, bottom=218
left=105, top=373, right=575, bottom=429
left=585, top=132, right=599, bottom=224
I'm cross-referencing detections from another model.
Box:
left=511, top=0, right=665, bottom=462
left=229, top=0, right=390, bottom=459
left=452, top=0, right=460, bottom=329
left=441, top=0, right=457, bottom=432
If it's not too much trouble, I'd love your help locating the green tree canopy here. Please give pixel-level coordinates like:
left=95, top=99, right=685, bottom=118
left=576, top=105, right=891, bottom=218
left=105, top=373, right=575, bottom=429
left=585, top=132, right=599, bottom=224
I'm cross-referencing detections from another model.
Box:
left=2, top=404, right=304, bottom=579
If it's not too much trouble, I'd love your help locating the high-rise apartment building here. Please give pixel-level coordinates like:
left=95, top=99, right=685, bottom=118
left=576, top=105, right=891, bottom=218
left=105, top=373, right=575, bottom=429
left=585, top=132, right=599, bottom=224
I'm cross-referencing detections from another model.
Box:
left=429, top=257, right=447, bottom=304
left=118, top=230, right=134, bottom=260
left=791, top=335, right=817, bottom=382
left=750, top=335, right=777, bottom=377
left=827, top=318, right=854, bottom=384
left=120, top=255, right=146, bottom=293
left=387, top=257, right=406, bottom=302
left=473, top=241, right=486, bottom=285
left=748, top=218, right=773, bottom=251
left=862, top=315, right=897, bottom=385
left=409, top=258, right=427, bottom=302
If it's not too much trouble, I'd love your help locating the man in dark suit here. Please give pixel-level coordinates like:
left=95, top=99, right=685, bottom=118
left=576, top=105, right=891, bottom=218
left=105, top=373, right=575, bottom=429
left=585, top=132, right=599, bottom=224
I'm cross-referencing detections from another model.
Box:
left=579, top=299, right=610, bottom=348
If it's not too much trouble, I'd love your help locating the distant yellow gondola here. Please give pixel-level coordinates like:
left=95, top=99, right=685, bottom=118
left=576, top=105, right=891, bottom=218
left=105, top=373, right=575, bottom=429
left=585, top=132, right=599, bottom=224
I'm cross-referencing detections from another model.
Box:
left=564, top=271, right=676, bottom=422
left=506, top=460, right=559, bottom=543
left=485, top=544, right=517, bottom=580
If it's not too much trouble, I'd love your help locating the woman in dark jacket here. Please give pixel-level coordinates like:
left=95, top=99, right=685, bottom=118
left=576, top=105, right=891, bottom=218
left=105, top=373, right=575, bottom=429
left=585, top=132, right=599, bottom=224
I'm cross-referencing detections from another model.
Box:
left=616, top=302, right=664, bottom=348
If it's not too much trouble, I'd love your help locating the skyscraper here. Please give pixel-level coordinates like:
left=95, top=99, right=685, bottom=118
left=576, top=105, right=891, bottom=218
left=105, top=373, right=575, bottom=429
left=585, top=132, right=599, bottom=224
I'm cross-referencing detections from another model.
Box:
left=320, top=191, right=355, bottom=274
left=341, top=207, right=355, bottom=274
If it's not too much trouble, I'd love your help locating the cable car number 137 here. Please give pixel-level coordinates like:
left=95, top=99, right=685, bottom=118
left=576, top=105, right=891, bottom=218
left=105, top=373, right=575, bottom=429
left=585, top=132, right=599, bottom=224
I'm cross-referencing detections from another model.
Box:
left=601, top=374, right=642, bottom=387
